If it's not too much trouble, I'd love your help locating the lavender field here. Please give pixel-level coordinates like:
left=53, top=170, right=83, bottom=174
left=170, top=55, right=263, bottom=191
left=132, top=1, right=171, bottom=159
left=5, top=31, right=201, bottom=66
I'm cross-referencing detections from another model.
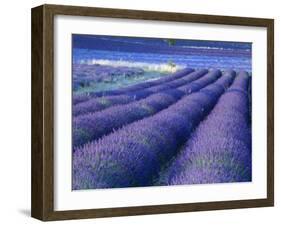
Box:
left=72, top=35, right=252, bottom=190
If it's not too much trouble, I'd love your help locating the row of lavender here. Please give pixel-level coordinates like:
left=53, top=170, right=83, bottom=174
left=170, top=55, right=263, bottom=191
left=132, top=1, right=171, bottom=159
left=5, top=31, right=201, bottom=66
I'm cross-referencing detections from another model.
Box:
left=72, top=69, right=251, bottom=189
left=156, top=71, right=251, bottom=185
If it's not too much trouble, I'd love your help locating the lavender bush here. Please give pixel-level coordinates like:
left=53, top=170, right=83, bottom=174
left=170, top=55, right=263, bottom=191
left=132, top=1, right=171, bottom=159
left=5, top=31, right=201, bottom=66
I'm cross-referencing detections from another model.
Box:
left=72, top=71, right=235, bottom=189
left=156, top=71, right=251, bottom=185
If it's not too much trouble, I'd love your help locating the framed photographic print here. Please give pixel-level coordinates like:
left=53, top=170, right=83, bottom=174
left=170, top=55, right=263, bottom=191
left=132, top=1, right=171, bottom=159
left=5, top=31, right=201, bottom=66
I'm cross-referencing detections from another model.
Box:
left=31, top=4, right=274, bottom=221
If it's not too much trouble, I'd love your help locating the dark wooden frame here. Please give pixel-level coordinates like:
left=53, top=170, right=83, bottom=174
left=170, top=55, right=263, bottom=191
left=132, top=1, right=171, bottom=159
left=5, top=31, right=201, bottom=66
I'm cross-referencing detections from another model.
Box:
left=31, top=4, right=274, bottom=221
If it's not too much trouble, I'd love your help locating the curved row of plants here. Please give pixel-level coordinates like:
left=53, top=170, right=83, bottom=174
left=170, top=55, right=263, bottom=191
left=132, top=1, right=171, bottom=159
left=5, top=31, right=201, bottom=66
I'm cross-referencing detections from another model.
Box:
left=156, top=71, right=251, bottom=185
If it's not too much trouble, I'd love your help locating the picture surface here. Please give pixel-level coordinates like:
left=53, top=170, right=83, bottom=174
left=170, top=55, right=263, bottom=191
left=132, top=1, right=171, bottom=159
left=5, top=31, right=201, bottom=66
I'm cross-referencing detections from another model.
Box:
left=72, top=34, right=252, bottom=190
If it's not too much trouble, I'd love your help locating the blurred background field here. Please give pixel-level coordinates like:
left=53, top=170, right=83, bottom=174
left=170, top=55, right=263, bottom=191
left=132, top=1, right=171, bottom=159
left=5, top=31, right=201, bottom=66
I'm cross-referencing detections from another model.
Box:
left=72, top=35, right=252, bottom=94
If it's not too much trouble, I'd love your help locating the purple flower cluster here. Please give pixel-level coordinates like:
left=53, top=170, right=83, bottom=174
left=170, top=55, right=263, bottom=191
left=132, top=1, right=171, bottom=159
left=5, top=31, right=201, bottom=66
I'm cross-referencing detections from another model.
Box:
left=72, top=70, right=235, bottom=189
left=73, top=70, right=221, bottom=148
left=73, top=69, right=207, bottom=116
left=156, top=71, right=251, bottom=185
